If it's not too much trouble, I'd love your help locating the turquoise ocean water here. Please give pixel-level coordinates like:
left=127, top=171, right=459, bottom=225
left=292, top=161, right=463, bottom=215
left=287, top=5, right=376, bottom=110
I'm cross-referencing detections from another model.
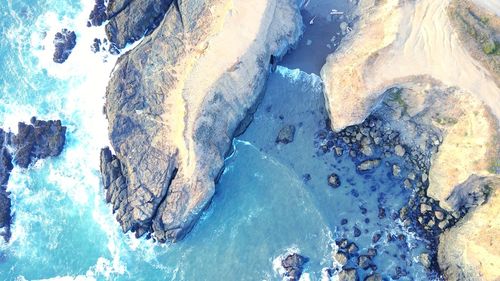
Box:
left=0, top=0, right=435, bottom=280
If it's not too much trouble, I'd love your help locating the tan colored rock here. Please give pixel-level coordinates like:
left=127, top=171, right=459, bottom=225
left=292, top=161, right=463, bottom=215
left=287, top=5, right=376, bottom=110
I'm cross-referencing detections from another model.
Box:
left=320, top=0, right=500, bottom=131
left=438, top=184, right=500, bottom=281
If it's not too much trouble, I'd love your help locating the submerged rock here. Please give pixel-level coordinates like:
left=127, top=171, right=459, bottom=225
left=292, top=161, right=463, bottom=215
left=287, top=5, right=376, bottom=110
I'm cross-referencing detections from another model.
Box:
left=281, top=253, right=308, bottom=280
left=276, top=125, right=296, bottom=144
left=53, top=29, right=76, bottom=63
left=328, top=173, right=341, bottom=188
left=102, top=0, right=302, bottom=241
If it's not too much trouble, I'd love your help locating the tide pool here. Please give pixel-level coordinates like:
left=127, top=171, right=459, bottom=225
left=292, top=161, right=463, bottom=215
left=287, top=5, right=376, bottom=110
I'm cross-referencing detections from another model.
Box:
left=0, top=0, right=435, bottom=280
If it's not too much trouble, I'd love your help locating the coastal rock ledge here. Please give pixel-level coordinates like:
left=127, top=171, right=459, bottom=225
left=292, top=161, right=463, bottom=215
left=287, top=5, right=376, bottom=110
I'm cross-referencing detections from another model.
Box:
left=101, top=0, right=302, bottom=242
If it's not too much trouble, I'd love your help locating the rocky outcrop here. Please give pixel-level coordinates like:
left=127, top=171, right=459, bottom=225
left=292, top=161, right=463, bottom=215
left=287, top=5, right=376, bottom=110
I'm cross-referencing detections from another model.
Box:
left=0, top=118, right=66, bottom=242
left=88, top=0, right=107, bottom=27
left=105, top=0, right=174, bottom=49
left=320, top=0, right=500, bottom=131
left=13, top=118, right=67, bottom=168
left=281, top=253, right=308, bottom=280
left=102, top=0, right=302, bottom=242
left=0, top=129, right=14, bottom=242
left=53, top=29, right=77, bottom=64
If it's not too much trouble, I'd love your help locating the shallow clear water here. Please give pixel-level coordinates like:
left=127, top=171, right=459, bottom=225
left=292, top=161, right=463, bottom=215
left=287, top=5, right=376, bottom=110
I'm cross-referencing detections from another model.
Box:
left=0, top=0, right=434, bottom=280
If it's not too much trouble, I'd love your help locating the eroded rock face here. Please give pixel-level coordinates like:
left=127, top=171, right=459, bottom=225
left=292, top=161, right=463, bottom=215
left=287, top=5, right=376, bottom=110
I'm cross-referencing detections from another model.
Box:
left=105, top=0, right=174, bottom=49
left=102, top=0, right=302, bottom=242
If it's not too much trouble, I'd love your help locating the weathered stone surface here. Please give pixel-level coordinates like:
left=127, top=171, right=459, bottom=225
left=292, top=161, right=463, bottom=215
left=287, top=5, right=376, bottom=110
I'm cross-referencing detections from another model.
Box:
left=102, top=0, right=302, bottom=242
left=334, top=251, right=348, bottom=266
left=13, top=118, right=66, bottom=168
left=105, top=0, right=174, bottom=49
left=53, top=29, right=76, bottom=63
left=281, top=253, right=308, bottom=280
left=364, top=273, right=382, bottom=281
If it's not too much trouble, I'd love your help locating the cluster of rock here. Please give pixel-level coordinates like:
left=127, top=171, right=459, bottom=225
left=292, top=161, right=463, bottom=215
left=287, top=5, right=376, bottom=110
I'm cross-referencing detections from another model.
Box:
left=322, top=238, right=385, bottom=281
left=100, top=0, right=303, bottom=242
left=316, top=81, right=499, bottom=279
left=53, top=29, right=77, bottom=64
left=0, top=118, right=66, bottom=241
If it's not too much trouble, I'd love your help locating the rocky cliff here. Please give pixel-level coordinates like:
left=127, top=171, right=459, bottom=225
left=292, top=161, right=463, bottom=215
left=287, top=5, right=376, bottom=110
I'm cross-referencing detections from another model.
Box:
left=101, top=0, right=302, bottom=242
left=320, top=0, right=500, bottom=131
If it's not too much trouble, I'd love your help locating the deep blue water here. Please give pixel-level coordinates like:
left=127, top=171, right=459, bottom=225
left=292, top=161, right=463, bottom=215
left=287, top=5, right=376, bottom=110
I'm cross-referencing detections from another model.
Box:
left=0, top=1, right=433, bottom=280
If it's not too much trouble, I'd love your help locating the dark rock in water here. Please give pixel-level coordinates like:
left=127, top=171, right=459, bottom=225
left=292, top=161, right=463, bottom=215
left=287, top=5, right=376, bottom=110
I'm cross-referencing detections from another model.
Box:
left=364, top=273, right=382, bottom=281
left=0, top=119, right=66, bottom=242
left=328, top=173, right=341, bottom=188
left=372, top=233, right=381, bottom=243
left=91, top=38, right=102, bottom=53
left=353, top=226, right=361, bottom=237
left=281, top=253, right=308, bottom=280
left=276, top=125, right=296, bottom=144
left=392, top=266, right=408, bottom=279
left=341, top=218, right=348, bottom=225
left=0, top=130, right=13, bottom=242
left=356, top=159, right=381, bottom=171
left=88, top=0, right=107, bottom=27
left=357, top=255, right=372, bottom=270
left=53, top=29, right=77, bottom=63
left=338, top=268, right=359, bottom=281
left=378, top=207, right=386, bottom=219
left=13, top=118, right=66, bottom=168
left=105, top=0, right=174, bottom=48
left=302, top=173, right=311, bottom=182
left=347, top=242, right=359, bottom=254
left=337, top=238, right=349, bottom=249
left=334, top=251, right=348, bottom=266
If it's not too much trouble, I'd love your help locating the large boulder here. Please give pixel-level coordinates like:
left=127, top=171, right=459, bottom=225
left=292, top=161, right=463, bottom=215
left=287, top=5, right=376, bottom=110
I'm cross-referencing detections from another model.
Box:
left=102, top=0, right=302, bottom=242
left=13, top=118, right=66, bottom=168
left=53, top=29, right=77, bottom=63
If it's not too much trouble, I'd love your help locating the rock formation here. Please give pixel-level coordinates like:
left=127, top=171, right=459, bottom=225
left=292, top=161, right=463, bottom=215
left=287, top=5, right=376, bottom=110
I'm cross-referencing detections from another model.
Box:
left=0, top=118, right=66, bottom=242
left=101, top=0, right=302, bottom=242
left=53, top=29, right=77, bottom=64
left=320, top=0, right=500, bottom=131
left=106, top=0, right=174, bottom=49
